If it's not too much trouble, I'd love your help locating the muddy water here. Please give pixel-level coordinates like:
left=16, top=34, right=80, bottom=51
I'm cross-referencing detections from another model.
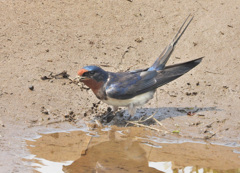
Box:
left=24, top=126, right=240, bottom=173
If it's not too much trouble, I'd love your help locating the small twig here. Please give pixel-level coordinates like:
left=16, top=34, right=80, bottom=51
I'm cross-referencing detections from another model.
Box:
left=125, top=112, right=170, bottom=134
left=153, top=118, right=170, bottom=133
left=153, top=117, right=162, bottom=126
left=46, top=120, right=63, bottom=125
left=40, top=70, right=70, bottom=80
left=205, top=71, right=223, bottom=75
left=204, top=123, right=225, bottom=140
left=131, top=112, right=157, bottom=123
left=204, top=132, right=216, bottom=139
left=206, top=121, right=215, bottom=128
left=126, top=121, right=165, bottom=132
left=99, top=64, right=112, bottom=67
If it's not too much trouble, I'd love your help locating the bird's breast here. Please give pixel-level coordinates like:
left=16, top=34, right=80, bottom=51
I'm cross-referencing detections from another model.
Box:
left=83, top=79, right=106, bottom=100
left=102, top=91, right=155, bottom=107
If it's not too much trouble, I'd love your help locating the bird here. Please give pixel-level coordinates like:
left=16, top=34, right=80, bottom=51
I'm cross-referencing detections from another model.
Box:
left=77, top=15, right=203, bottom=118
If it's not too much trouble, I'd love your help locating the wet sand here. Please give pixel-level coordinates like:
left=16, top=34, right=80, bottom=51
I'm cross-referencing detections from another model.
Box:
left=1, top=0, right=240, bottom=172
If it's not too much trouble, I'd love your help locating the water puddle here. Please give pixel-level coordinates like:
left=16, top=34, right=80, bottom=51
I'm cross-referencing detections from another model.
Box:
left=24, top=126, right=240, bottom=173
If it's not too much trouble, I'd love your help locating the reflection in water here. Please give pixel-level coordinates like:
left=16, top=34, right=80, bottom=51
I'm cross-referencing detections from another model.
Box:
left=63, top=136, right=160, bottom=172
left=25, top=126, right=240, bottom=173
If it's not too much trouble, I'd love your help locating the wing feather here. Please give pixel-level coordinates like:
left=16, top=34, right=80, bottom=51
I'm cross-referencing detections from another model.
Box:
left=106, top=71, right=157, bottom=99
left=106, top=58, right=202, bottom=100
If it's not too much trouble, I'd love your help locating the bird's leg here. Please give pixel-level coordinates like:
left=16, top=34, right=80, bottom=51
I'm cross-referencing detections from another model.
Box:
left=111, top=106, right=119, bottom=117
left=127, top=104, right=136, bottom=120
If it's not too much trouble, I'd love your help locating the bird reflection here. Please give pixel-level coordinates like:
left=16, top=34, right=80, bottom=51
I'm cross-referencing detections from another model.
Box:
left=63, top=129, right=161, bottom=173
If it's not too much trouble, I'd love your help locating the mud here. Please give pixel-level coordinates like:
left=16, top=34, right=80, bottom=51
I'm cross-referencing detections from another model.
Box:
left=1, top=0, right=240, bottom=172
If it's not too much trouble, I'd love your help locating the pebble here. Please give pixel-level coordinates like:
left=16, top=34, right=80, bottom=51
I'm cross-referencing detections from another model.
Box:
left=29, top=85, right=34, bottom=91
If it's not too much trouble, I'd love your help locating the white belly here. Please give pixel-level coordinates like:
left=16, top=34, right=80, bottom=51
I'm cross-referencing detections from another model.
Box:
left=102, top=91, right=155, bottom=107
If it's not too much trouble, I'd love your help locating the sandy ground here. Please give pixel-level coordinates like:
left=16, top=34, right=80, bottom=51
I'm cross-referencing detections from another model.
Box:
left=1, top=0, right=240, bottom=172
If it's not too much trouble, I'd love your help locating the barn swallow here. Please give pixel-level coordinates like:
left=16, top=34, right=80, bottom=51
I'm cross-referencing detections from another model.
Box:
left=77, top=15, right=203, bottom=117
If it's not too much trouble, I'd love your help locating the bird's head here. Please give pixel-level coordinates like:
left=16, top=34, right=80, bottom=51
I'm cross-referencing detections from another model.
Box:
left=77, top=66, right=108, bottom=83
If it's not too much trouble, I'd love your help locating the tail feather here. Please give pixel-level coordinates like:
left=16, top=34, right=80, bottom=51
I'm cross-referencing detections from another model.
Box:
left=155, top=57, right=203, bottom=88
left=148, top=14, right=194, bottom=71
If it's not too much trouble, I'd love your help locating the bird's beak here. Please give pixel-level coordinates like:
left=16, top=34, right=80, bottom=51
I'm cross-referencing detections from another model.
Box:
left=77, top=69, right=88, bottom=81
left=72, top=76, right=86, bottom=83
left=78, top=76, right=87, bottom=81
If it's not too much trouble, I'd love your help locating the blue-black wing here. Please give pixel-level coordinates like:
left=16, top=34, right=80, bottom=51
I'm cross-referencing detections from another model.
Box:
left=105, top=58, right=202, bottom=99
left=105, top=70, right=158, bottom=99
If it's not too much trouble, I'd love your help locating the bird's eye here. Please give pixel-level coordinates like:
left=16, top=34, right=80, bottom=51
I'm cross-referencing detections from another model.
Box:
left=89, top=71, right=95, bottom=75
left=82, top=71, right=95, bottom=77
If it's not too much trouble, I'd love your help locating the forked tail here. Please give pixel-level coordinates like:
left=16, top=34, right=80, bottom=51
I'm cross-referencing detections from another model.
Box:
left=148, top=15, right=194, bottom=71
